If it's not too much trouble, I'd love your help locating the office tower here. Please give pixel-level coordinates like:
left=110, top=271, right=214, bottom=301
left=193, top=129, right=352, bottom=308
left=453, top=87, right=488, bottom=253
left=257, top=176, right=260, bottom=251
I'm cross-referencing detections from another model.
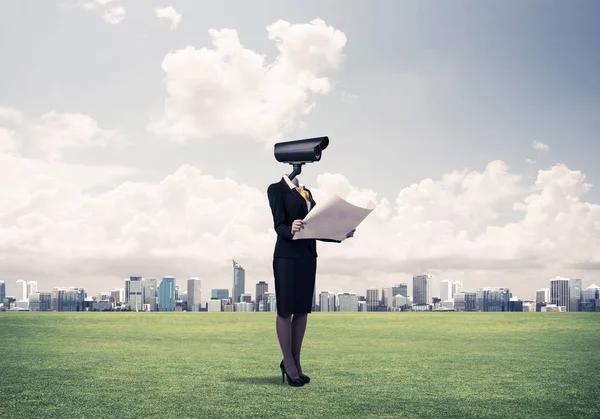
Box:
left=26, top=281, right=38, bottom=299
left=111, top=289, right=125, bottom=304
left=232, top=260, right=245, bottom=303
left=475, top=287, right=511, bottom=312
left=187, top=278, right=202, bottom=312
left=128, top=277, right=143, bottom=311
left=211, top=289, right=229, bottom=300
left=255, top=281, right=268, bottom=312
left=142, top=278, right=157, bottom=311
left=569, top=278, right=583, bottom=312
left=413, top=274, right=432, bottom=305
left=392, top=283, right=408, bottom=298
left=0, top=281, right=5, bottom=301
left=536, top=288, right=550, bottom=304
left=581, top=284, right=600, bottom=312
left=29, top=292, right=51, bottom=311
left=393, top=294, right=408, bottom=309
left=550, top=277, right=570, bottom=309
left=16, top=279, right=27, bottom=301
left=266, top=292, right=277, bottom=312
left=240, top=293, right=252, bottom=303
left=366, top=287, right=379, bottom=312
left=319, top=292, right=336, bottom=312
left=158, top=277, right=176, bottom=312
left=381, top=287, right=393, bottom=308
left=338, top=293, right=359, bottom=312
left=452, top=281, right=463, bottom=296
left=175, top=285, right=180, bottom=301
left=50, top=287, right=85, bottom=311
left=207, top=300, right=222, bottom=312
left=124, top=278, right=130, bottom=303
left=454, top=292, right=477, bottom=311
left=440, top=280, right=452, bottom=301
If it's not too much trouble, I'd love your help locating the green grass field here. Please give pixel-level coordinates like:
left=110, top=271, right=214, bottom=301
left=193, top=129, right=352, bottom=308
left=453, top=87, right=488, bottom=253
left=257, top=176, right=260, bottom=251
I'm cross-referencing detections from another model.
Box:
left=1, top=312, right=599, bottom=419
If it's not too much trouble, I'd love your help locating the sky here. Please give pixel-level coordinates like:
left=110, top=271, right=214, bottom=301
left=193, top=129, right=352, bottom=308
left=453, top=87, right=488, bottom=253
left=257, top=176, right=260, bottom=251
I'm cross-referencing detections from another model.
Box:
left=1, top=0, right=600, bottom=300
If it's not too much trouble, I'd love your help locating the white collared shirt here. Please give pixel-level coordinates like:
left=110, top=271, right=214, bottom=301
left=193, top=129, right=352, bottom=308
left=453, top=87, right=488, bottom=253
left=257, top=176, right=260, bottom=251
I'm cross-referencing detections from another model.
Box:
left=283, top=175, right=311, bottom=211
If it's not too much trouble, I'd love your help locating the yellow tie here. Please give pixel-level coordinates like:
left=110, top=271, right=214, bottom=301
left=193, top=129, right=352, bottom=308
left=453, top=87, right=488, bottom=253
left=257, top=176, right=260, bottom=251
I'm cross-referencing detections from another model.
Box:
left=298, top=186, right=310, bottom=201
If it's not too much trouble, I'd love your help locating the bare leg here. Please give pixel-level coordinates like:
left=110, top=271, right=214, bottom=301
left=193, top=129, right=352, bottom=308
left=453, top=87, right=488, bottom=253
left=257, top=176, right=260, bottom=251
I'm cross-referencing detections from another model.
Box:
left=291, top=313, right=308, bottom=375
left=276, top=314, right=299, bottom=379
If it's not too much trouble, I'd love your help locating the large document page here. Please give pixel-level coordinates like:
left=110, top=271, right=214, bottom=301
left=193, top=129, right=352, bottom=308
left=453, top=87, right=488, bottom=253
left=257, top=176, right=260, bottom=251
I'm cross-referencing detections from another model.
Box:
left=293, top=195, right=374, bottom=241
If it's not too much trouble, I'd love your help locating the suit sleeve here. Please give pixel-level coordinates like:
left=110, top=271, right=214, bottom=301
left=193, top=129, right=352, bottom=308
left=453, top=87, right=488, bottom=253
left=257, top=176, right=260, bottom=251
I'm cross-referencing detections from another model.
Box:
left=267, top=184, right=294, bottom=241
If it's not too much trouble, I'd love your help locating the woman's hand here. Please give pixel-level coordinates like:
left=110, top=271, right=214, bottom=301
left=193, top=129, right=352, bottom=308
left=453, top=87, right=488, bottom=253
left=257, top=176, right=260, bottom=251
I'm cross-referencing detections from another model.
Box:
left=346, top=229, right=356, bottom=239
left=291, top=219, right=306, bottom=235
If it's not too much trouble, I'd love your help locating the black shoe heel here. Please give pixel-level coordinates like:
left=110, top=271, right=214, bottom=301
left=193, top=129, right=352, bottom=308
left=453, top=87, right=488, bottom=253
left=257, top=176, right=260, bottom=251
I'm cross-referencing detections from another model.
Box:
left=279, top=361, right=304, bottom=387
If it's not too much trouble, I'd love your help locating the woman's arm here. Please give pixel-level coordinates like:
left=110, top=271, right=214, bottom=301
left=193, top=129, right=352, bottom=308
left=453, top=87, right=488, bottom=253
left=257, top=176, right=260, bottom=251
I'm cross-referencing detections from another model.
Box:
left=267, top=184, right=294, bottom=241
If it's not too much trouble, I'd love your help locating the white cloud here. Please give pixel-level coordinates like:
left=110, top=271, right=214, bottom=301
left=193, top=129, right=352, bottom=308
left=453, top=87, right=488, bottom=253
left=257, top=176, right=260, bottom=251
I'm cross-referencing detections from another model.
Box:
left=29, top=111, right=126, bottom=161
left=80, top=1, right=125, bottom=24
left=0, top=128, right=17, bottom=155
left=0, top=108, right=126, bottom=162
left=525, top=158, right=536, bottom=164
left=2, top=130, right=600, bottom=298
left=104, top=6, right=126, bottom=24
left=532, top=140, right=549, bottom=151
left=149, top=18, right=347, bottom=145
left=155, top=6, right=181, bottom=29
left=0, top=107, right=24, bottom=124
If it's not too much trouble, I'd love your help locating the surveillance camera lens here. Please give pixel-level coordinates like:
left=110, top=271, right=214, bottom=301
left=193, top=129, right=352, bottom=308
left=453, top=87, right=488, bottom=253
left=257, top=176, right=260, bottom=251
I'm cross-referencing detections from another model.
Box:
left=314, top=146, right=321, bottom=160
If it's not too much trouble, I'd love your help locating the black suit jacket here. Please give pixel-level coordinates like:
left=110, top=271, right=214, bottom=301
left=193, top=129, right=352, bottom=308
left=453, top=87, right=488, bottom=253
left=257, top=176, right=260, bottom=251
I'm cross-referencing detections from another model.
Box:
left=267, top=178, right=340, bottom=258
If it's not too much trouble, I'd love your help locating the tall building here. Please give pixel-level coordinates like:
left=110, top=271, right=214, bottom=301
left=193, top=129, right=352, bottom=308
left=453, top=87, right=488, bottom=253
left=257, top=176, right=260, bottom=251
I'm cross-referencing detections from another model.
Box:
left=550, top=277, right=570, bottom=309
left=440, top=280, right=452, bottom=301
left=338, top=293, right=358, bottom=312
left=581, top=284, right=600, bottom=312
left=124, top=278, right=130, bottom=303
left=128, top=277, right=143, bottom=311
left=536, top=288, right=550, bottom=304
left=319, top=292, right=336, bottom=312
left=454, top=292, right=476, bottom=312
left=187, top=278, right=202, bottom=312
left=366, top=287, right=379, bottom=312
left=142, top=278, right=157, bottom=311
left=111, top=289, right=125, bottom=304
left=29, top=292, right=51, bottom=311
left=569, top=278, right=583, bottom=312
left=0, top=281, right=5, bottom=301
left=413, top=274, right=432, bottom=305
left=452, top=281, right=463, bottom=296
left=26, top=281, right=38, bottom=299
left=392, top=283, right=408, bottom=298
left=16, top=279, right=27, bottom=301
left=255, top=281, right=268, bottom=312
left=476, top=287, right=511, bottom=312
left=381, top=287, right=393, bottom=308
left=158, top=277, right=176, bottom=312
left=211, top=289, right=229, bottom=300
left=50, top=287, right=85, bottom=311
left=232, top=260, right=245, bottom=304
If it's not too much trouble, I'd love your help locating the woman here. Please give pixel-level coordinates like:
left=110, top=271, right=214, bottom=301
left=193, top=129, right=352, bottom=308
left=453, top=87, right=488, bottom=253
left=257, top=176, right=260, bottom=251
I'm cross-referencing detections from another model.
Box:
left=267, top=174, right=354, bottom=387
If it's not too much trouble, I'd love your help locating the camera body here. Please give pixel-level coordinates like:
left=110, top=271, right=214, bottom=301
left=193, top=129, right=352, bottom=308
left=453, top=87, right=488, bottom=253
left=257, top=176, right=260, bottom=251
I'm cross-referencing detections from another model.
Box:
left=274, top=137, right=329, bottom=164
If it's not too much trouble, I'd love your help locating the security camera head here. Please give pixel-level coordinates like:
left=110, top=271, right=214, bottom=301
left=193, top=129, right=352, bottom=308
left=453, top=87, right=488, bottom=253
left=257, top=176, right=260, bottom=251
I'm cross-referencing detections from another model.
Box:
left=273, top=136, right=330, bottom=181
left=274, top=136, right=329, bottom=164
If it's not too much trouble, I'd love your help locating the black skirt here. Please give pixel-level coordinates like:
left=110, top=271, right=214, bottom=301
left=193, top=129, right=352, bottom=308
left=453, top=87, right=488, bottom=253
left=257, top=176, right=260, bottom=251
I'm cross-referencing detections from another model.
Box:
left=273, top=256, right=317, bottom=317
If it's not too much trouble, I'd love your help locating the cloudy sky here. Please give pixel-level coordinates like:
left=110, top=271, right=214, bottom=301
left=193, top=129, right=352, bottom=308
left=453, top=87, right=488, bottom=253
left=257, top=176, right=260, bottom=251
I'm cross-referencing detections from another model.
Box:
left=1, top=0, right=599, bottom=300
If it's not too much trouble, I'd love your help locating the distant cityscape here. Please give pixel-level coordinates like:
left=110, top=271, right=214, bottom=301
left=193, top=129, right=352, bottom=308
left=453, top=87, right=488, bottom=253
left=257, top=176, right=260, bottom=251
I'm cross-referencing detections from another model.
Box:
left=1, top=260, right=599, bottom=313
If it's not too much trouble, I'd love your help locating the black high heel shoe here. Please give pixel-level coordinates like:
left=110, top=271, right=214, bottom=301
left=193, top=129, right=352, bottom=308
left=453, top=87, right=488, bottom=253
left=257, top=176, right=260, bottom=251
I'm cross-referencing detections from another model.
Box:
left=279, top=361, right=304, bottom=387
left=298, top=373, right=310, bottom=384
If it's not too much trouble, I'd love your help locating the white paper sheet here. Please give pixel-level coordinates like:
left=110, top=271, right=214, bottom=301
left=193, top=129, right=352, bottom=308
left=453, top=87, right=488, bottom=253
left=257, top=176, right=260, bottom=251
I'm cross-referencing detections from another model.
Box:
left=292, top=195, right=375, bottom=241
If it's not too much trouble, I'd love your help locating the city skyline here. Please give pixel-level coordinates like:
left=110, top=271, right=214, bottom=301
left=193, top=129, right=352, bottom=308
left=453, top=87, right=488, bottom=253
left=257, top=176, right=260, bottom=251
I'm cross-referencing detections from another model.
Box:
left=2, top=1, right=600, bottom=298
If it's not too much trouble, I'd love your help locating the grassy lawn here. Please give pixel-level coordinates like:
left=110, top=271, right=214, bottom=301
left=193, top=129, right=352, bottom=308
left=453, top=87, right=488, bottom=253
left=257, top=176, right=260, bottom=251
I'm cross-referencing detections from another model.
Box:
left=0, top=312, right=599, bottom=419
